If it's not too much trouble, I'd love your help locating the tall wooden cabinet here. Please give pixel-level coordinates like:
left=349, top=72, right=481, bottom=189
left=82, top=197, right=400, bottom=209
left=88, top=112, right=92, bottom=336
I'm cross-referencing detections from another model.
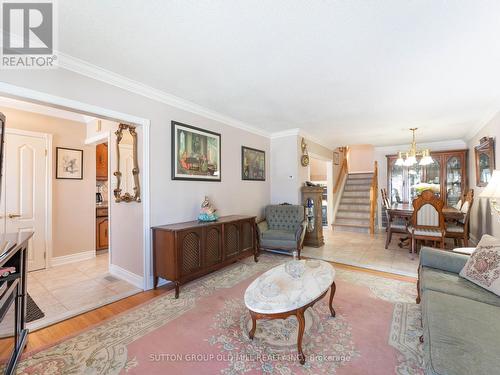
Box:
left=152, top=215, right=257, bottom=298
left=96, top=143, right=108, bottom=181
left=386, top=149, right=468, bottom=206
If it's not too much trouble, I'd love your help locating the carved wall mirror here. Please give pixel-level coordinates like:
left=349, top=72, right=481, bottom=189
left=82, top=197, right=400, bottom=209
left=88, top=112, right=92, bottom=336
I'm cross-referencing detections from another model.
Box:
left=114, top=124, right=141, bottom=202
left=475, top=136, right=495, bottom=187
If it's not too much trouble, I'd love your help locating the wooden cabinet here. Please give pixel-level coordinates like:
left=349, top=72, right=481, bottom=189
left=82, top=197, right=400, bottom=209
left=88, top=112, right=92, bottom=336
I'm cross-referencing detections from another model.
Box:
left=96, top=207, right=108, bottom=250
left=152, top=215, right=257, bottom=298
left=96, top=143, right=108, bottom=181
left=387, top=149, right=468, bottom=207
left=301, top=186, right=324, bottom=247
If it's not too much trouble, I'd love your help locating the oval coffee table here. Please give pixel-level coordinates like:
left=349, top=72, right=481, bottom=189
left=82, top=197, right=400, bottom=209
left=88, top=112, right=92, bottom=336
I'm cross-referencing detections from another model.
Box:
left=244, top=259, right=336, bottom=365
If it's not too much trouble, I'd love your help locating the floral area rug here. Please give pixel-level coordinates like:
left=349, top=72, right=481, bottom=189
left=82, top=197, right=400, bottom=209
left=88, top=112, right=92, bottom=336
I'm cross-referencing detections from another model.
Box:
left=10, top=254, right=424, bottom=374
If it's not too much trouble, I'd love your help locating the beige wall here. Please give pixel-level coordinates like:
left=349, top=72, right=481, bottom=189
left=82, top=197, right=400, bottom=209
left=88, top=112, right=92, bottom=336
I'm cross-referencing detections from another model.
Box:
left=348, top=144, right=375, bottom=173
left=0, top=107, right=95, bottom=258
left=310, top=158, right=327, bottom=181
left=467, top=113, right=500, bottom=241
left=0, top=68, right=271, bottom=280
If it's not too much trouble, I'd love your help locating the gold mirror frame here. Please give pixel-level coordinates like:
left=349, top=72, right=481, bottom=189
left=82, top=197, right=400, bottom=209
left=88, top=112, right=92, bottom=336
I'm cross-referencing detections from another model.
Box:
left=114, top=124, right=141, bottom=203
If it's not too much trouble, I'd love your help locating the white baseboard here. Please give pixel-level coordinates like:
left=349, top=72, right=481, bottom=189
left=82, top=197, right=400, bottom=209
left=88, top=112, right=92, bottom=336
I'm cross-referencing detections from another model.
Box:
left=50, top=250, right=95, bottom=267
left=110, top=264, right=144, bottom=290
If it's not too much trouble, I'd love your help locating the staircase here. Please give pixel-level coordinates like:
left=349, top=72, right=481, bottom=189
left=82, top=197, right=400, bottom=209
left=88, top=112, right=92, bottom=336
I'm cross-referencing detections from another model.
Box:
left=333, top=173, right=374, bottom=233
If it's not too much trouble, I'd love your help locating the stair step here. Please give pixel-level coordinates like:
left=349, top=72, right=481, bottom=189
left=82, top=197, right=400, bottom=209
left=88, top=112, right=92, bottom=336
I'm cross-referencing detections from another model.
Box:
left=345, top=178, right=372, bottom=185
left=348, top=173, right=373, bottom=179
left=337, top=211, right=370, bottom=219
left=344, top=185, right=371, bottom=192
left=338, top=205, right=370, bottom=212
left=332, top=223, right=370, bottom=233
left=340, top=198, right=371, bottom=205
left=342, top=191, right=371, bottom=198
left=334, top=217, right=370, bottom=226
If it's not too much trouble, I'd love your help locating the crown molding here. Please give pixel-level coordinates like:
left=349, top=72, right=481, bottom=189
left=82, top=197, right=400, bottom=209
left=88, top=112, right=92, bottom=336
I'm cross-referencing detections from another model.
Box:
left=374, top=139, right=467, bottom=154
left=269, top=128, right=333, bottom=151
left=58, top=53, right=270, bottom=138
left=464, top=106, right=500, bottom=141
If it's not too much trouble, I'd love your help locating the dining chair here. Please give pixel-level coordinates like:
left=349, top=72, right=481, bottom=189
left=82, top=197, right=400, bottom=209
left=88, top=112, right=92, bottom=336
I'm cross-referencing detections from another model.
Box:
left=408, top=190, right=445, bottom=254
left=381, top=188, right=407, bottom=249
left=446, top=189, right=474, bottom=247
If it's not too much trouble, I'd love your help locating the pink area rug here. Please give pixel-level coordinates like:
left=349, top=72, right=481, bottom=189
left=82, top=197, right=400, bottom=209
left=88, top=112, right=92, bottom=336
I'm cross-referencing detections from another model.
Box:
left=14, top=254, right=424, bottom=374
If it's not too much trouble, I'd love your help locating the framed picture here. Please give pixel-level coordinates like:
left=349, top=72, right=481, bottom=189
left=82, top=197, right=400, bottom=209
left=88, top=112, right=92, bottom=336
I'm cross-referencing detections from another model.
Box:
left=56, top=147, right=83, bottom=180
left=241, top=146, right=265, bottom=181
left=333, top=151, right=340, bottom=165
left=171, top=121, right=221, bottom=181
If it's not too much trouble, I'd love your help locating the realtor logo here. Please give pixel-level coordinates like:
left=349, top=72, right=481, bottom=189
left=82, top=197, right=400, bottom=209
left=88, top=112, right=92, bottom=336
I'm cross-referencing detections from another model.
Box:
left=1, top=0, right=57, bottom=68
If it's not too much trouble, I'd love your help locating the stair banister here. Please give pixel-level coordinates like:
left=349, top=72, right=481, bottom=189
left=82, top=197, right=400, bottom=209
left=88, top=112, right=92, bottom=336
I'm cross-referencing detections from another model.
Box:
left=369, top=161, right=378, bottom=235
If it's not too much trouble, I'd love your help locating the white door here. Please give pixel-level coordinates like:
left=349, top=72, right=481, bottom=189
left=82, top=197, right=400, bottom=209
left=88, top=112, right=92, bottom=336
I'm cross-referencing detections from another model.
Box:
left=1, top=130, right=48, bottom=271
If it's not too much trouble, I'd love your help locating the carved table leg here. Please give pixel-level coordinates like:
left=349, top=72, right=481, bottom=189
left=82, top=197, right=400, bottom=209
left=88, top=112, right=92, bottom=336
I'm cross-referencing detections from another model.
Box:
left=329, top=281, right=336, bottom=317
left=296, top=309, right=306, bottom=365
left=174, top=282, right=180, bottom=299
left=249, top=311, right=257, bottom=340
left=153, top=276, right=159, bottom=289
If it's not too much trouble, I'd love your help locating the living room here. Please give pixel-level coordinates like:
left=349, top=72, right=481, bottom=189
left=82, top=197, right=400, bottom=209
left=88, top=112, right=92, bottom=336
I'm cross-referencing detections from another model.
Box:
left=0, top=1, right=499, bottom=374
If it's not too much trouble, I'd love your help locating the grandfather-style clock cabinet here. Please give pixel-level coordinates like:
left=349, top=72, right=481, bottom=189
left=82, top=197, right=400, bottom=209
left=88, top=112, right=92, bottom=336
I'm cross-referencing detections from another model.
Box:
left=386, top=149, right=468, bottom=207
left=301, top=185, right=325, bottom=247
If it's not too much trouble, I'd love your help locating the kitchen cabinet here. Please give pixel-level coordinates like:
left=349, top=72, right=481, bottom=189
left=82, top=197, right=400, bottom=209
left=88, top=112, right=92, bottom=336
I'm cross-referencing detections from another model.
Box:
left=96, top=207, right=108, bottom=250
left=96, top=143, right=108, bottom=181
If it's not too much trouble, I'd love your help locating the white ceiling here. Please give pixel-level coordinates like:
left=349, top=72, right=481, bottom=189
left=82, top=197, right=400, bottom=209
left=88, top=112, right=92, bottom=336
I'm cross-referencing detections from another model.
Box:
left=57, top=0, right=500, bottom=147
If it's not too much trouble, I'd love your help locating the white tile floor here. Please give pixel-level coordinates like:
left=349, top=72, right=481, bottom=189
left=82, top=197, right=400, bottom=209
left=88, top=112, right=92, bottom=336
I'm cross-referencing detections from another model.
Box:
left=302, top=228, right=419, bottom=277
left=25, top=253, right=141, bottom=331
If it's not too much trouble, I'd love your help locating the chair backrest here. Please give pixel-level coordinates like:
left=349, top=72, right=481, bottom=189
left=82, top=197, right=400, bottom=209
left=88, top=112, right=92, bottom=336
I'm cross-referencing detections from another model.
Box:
left=265, top=204, right=305, bottom=231
left=380, top=188, right=388, bottom=209
left=460, top=189, right=474, bottom=226
left=411, top=190, right=445, bottom=230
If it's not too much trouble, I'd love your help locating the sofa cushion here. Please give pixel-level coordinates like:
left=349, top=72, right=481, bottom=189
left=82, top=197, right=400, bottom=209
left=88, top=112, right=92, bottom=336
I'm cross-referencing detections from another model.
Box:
left=421, top=267, right=500, bottom=307
left=265, top=205, right=304, bottom=231
left=261, top=229, right=296, bottom=241
left=259, top=238, right=297, bottom=250
left=422, top=290, right=500, bottom=375
left=459, top=234, right=500, bottom=296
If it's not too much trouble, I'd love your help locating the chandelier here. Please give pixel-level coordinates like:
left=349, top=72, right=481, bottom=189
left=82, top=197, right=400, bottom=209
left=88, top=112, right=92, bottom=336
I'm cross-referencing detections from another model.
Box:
left=395, top=128, right=433, bottom=167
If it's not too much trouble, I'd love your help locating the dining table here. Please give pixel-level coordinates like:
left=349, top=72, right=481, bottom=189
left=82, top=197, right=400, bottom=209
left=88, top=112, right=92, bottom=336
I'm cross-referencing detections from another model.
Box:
left=386, top=203, right=465, bottom=248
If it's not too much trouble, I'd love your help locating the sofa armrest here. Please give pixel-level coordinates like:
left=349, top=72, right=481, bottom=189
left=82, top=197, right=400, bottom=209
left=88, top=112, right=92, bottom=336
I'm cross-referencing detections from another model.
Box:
left=295, top=220, right=307, bottom=244
left=257, top=220, right=268, bottom=238
left=420, top=247, right=469, bottom=274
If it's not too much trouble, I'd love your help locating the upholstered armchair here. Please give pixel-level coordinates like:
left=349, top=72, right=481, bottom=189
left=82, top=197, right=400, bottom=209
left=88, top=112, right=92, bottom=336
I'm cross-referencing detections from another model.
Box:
left=256, top=205, right=307, bottom=259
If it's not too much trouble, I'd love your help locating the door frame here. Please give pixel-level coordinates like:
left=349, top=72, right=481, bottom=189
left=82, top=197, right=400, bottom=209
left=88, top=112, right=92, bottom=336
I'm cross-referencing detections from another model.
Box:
left=307, top=152, right=334, bottom=226
left=85, top=132, right=113, bottom=274
left=0, top=82, right=152, bottom=290
left=5, top=128, right=52, bottom=270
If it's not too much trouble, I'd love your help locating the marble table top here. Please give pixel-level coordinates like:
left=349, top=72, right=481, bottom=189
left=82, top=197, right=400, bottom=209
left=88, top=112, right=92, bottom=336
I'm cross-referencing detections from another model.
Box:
left=244, top=259, right=335, bottom=314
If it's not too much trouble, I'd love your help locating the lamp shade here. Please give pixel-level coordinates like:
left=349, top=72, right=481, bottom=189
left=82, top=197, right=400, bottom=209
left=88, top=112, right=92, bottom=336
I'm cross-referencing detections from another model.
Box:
left=479, top=170, right=500, bottom=198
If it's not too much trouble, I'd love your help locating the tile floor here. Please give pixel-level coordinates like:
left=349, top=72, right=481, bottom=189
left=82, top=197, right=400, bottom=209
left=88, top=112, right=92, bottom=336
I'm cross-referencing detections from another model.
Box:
left=302, top=228, right=420, bottom=277
left=25, top=253, right=141, bottom=331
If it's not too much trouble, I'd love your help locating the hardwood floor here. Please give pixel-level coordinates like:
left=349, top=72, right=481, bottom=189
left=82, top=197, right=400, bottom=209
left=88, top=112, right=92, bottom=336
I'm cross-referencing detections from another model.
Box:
left=0, top=260, right=415, bottom=361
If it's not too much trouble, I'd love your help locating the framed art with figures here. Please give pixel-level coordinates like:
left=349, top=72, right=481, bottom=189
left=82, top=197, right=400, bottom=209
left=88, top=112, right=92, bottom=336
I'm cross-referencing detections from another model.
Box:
left=241, top=146, right=265, bottom=181
left=56, top=147, right=83, bottom=180
left=171, top=121, right=221, bottom=181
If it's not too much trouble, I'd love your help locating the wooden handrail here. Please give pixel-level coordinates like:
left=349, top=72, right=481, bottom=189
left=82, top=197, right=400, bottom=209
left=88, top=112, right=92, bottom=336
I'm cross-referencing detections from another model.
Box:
left=333, top=154, right=348, bottom=193
left=369, top=161, right=378, bottom=236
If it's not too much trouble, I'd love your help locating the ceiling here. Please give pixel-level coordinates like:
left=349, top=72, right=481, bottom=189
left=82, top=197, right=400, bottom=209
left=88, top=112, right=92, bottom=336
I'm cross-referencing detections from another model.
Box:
left=57, top=1, right=500, bottom=147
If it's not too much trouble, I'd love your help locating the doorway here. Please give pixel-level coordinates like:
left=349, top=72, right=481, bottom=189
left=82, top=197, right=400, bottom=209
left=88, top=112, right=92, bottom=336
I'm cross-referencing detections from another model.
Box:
left=308, top=155, right=333, bottom=226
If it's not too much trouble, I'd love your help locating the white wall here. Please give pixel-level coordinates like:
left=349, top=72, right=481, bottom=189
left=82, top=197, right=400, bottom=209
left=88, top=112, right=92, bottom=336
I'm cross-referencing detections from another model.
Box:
left=348, top=144, right=375, bottom=173
left=0, top=69, right=271, bottom=279
left=467, top=112, right=500, bottom=241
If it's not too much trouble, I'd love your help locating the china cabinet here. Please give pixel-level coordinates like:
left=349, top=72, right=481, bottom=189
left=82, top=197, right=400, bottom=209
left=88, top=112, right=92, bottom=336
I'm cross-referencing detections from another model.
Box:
left=386, top=150, right=467, bottom=206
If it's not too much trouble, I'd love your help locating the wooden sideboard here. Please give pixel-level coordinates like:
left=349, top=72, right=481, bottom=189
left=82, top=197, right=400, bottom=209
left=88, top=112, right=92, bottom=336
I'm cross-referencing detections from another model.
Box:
left=152, top=215, right=258, bottom=298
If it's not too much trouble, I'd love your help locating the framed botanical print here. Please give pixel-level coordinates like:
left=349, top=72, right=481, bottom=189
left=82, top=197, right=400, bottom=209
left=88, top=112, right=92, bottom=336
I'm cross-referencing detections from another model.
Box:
left=475, top=136, right=495, bottom=187
left=171, top=121, right=221, bottom=181
left=56, top=147, right=83, bottom=180
left=333, top=151, right=340, bottom=165
left=241, top=146, right=265, bottom=181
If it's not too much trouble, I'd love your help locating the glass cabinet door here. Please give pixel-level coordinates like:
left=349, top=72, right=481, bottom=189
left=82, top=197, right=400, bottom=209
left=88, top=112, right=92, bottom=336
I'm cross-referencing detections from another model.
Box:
left=390, top=162, right=404, bottom=203
left=408, top=163, right=423, bottom=202
left=446, top=156, right=462, bottom=206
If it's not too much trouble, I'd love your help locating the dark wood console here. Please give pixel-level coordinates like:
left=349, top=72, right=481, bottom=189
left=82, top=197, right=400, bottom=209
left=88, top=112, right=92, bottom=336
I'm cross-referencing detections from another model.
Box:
left=152, top=215, right=258, bottom=298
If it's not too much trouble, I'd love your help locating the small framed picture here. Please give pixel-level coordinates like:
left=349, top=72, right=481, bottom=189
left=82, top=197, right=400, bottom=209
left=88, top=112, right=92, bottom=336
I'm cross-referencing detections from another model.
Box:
left=333, top=152, right=340, bottom=165
left=242, top=146, right=265, bottom=181
left=56, top=147, right=83, bottom=180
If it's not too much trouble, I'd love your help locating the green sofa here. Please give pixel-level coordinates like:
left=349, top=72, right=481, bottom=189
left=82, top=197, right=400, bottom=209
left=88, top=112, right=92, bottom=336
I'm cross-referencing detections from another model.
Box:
left=257, top=204, right=307, bottom=258
left=418, top=247, right=500, bottom=375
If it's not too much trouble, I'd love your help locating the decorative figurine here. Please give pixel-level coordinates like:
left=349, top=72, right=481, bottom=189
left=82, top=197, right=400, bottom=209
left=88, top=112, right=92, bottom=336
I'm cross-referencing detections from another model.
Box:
left=198, top=196, right=219, bottom=222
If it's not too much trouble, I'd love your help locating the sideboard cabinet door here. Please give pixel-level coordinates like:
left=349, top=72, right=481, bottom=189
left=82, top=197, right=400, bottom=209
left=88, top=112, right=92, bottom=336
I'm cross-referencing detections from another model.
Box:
left=178, top=228, right=203, bottom=277
left=203, top=225, right=223, bottom=267
left=240, top=220, right=254, bottom=253
left=224, top=222, right=240, bottom=259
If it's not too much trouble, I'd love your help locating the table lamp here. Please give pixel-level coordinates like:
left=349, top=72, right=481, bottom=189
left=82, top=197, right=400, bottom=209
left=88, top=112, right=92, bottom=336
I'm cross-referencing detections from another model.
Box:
left=479, top=170, right=500, bottom=220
